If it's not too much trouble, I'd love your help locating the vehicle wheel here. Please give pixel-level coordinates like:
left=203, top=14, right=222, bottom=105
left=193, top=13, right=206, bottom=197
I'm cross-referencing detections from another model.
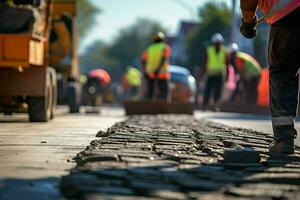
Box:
left=67, top=82, right=80, bottom=113
left=28, top=73, right=52, bottom=122
left=50, top=69, right=57, bottom=119
left=4, top=111, right=12, bottom=116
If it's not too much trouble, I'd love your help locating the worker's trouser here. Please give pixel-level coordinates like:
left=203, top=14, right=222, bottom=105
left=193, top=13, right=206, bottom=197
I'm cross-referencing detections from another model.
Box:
left=203, top=74, right=223, bottom=109
left=243, top=75, right=260, bottom=105
left=127, top=86, right=139, bottom=100
left=268, top=25, right=300, bottom=142
left=146, top=78, right=170, bottom=100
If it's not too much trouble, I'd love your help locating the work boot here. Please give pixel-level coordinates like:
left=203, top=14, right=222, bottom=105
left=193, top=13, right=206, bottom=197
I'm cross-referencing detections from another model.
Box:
left=269, top=138, right=295, bottom=155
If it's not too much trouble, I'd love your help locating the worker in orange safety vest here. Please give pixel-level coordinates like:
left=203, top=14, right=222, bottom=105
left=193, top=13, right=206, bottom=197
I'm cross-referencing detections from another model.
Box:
left=240, top=0, right=300, bottom=154
left=228, top=43, right=261, bottom=105
left=141, top=32, right=172, bottom=100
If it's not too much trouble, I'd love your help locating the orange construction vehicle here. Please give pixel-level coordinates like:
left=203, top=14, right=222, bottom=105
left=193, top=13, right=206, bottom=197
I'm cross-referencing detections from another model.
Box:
left=50, top=0, right=81, bottom=113
left=0, top=0, right=80, bottom=121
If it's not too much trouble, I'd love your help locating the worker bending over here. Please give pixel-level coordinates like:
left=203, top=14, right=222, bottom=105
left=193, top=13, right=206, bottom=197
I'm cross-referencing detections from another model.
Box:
left=229, top=43, right=261, bottom=105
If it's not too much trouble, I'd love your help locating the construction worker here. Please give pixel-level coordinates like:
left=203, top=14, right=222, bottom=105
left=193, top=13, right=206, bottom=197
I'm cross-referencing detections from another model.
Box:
left=83, top=68, right=111, bottom=108
left=141, top=32, right=171, bottom=100
left=228, top=43, right=261, bottom=105
left=202, top=33, right=229, bottom=110
left=240, top=0, right=300, bottom=154
left=125, top=66, right=142, bottom=100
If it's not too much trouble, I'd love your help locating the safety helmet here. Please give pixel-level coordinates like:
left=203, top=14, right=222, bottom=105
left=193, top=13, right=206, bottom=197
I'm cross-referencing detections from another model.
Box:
left=153, top=32, right=165, bottom=42
left=211, top=33, right=224, bottom=44
left=229, top=43, right=239, bottom=53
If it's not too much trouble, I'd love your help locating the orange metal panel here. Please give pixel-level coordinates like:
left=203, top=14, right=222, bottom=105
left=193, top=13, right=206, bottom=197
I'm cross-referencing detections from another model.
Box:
left=3, top=35, right=29, bottom=64
left=0, top=34, right=46, bottom=68
left=0, top=36, right=2, bottom=62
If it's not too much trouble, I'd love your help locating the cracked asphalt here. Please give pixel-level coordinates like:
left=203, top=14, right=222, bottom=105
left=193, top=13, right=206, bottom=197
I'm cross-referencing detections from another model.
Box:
left=61, top=115, right=300, bottom=200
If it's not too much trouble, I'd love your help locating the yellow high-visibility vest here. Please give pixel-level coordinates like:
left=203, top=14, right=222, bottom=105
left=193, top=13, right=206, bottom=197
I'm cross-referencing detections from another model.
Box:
left=236, top=52, right=261, bottom=80
left=206, top=45, right=227, bottom=76
left=126, top=67, right=141, bottom=87
left=146, top=42, right=168, bottom=75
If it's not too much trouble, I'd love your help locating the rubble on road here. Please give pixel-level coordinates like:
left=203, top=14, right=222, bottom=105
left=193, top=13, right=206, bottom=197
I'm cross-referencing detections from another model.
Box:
left=61, top=115, right=300, bottom=200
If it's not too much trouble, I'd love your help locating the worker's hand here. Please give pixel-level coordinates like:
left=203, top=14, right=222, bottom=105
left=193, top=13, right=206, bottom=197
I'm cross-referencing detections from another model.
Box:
left=143, top=73, right=149, bottom=79
left=240, top=16, right=257, bottom=39
left=154, top=68, right=160, bottom=76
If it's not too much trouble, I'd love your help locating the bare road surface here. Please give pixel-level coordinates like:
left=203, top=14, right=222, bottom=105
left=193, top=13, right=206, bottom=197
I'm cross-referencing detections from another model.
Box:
left=195, top=111, right=300, bottom=146
left=0, top=107, right=124, bottom=200
left=0, top=107, right=299, bottom=199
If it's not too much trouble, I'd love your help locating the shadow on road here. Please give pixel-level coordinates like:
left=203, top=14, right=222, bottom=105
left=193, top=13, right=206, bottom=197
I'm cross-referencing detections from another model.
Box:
left=61, top=154, right=300, bottom=199
left=0, top=177, right=61, bottom=200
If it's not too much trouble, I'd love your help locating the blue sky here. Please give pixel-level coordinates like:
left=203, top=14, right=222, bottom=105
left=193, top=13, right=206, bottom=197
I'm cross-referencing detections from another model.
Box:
left=82, top=0, right=234, bottom=50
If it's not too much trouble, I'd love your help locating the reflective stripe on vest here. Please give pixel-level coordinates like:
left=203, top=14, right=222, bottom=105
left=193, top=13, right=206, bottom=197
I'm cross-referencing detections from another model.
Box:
left=146, top=42, right=170, bottom=79
left=206, top=46, right=227, bottom=76
left=259, top=0, right=300, bottom=24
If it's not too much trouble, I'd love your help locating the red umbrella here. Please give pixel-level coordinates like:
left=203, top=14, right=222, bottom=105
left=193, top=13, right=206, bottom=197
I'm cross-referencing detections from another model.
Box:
left=88, top=69, right=111, bottom=86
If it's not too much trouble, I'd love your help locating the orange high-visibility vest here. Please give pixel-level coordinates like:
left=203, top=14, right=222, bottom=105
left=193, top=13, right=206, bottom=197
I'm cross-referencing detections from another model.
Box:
left=234, top=52, right=261, bottom=80
left=258, top=0, right=300, bottom=24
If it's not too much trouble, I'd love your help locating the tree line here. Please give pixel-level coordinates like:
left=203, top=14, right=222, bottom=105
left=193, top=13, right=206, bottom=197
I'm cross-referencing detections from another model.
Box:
left=78, top=1, right=232, bottom=80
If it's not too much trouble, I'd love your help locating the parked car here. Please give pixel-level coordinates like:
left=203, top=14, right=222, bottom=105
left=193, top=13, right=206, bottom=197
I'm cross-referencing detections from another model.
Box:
left=170, top=65, right=196, bottom=103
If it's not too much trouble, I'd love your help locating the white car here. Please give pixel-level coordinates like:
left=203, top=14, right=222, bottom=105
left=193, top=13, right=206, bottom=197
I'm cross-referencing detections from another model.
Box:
left=169, top=65, right=196, bottom=103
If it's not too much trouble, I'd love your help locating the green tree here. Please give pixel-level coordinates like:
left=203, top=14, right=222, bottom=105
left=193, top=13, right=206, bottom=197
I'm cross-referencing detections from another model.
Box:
left=80, top=18, right=166, bottom=78
left=80, top=41, right=119, bottom=73
left=107, top=19, right=166, bottom=70
left=186, top=2, right=231, bottom=68
left=77, top=0, right=101, bottom=43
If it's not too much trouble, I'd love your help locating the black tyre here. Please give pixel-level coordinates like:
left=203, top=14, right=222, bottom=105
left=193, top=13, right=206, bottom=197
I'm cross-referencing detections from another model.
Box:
left=4, top=111, right=12, bottom=116
left=67, top=82, right=81, bottom=113
left=28, top=73, right=52, bottom=122
left=50, top=70, right=57, bottom=119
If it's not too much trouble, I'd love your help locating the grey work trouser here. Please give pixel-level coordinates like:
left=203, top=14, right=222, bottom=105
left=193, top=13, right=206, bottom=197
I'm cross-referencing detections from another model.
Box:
left=203, top=74, right=223, bottom=109
left=269, top=25, right=300, bottom=141
left=146, top=78, right=170, bottom=100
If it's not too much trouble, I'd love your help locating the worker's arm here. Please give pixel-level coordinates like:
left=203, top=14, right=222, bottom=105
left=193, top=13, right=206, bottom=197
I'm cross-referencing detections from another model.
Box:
left=141, top=51, right=147, bottom=70
left=225, top=52, right=231, bottom=81
left=202, top=51, right=208, bottom=75
left=240, top=0, right=259, bottom=38
left=156, top=56, right=166, bottom=75
left=155, top=46, right=171, bottom=75
left=140, top=51, right=148, bottom=78
left=230, top=57, right=239, bottom=75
